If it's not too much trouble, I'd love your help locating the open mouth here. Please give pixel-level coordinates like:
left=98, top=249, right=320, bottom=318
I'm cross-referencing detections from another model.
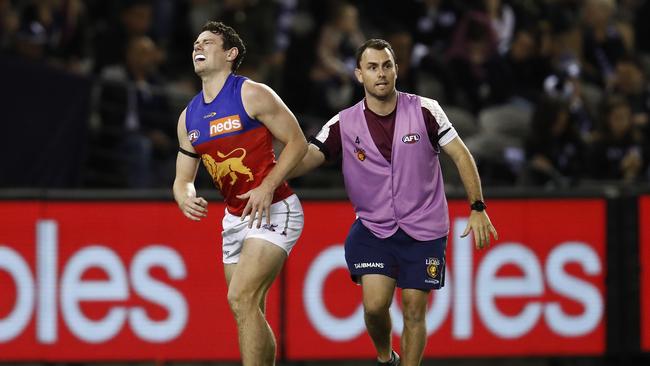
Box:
left=194, top=54, right=206, bottom=62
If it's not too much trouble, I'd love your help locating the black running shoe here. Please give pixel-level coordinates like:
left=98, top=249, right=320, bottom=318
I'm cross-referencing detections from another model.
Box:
left=377, top=350, right=400, bottom=366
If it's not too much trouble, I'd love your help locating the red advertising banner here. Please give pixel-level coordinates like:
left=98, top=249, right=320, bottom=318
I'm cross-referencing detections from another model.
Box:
left=287, top=199, right=607, bottom=359
left=0, top=201, right=281, bottom=361
left=0, top=199, right=607, bottom=361
left=641, top=196, right=650, bottom=351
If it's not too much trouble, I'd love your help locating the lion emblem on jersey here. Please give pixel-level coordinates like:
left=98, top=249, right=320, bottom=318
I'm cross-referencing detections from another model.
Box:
left=202, top=148, right=254, bottom=189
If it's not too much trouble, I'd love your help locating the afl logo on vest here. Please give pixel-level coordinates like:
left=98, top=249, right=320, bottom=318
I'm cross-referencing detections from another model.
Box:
left=188, top=129, right=200, bottom=143
left=402, top=133, right=420, bottom=144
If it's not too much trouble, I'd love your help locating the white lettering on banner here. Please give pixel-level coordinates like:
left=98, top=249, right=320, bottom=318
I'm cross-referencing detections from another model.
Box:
left=304, top=246, right=366, bottom=341
left=0, top=220, right=189, bottom=344
left=37, top=220, right=57, bottom=343
left=303, top=218, right=604, bottom=341
left=0, top=247, right=34, bottom=342
left=544, top=242, right=602, bottom=336
left=453, top=219, right=472, bottom=339
left=476, top=244, right=544, bottom=338
left=130, top=246, right=188, bottom=342
left=61, top=246, right=129, bottom=343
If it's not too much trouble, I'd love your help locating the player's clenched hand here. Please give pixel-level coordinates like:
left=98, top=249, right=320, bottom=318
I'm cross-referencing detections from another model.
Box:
left=461, top=210, right=498, bottom=250
left=237, top=182, right=274, bottom=228
left=179, top=197, right=208, bottom=221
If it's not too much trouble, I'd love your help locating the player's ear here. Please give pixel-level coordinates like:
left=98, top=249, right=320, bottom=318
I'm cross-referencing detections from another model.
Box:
left=226, top=47, right=238, bottom=62
left=354, top=68, right=363, bottom=83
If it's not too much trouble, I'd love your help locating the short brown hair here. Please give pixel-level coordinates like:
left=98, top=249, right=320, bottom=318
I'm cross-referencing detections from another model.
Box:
left=355, top=39, right=396, bottom=68
left=201, top=21, right=246, bottom=72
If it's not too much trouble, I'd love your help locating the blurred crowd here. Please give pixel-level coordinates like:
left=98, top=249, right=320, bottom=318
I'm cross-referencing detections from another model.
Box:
left=1, top=0, right=650, bottom=189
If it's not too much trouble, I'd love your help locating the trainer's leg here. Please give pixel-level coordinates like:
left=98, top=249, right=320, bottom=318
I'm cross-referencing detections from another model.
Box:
left=401, top=289, right=429, bottom=366
left=227, top=238, right=286, bottom=366
left=361, top=274, right=397, bottom=362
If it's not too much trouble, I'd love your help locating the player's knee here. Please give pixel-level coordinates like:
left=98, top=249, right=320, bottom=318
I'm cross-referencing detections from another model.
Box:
left=227, top=288, right=256, bottom=316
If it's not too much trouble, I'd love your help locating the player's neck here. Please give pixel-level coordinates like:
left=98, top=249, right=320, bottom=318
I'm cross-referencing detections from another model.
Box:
left=365, top=90, right=397, bottom=116
left=201, top=70, right=231, bottom=103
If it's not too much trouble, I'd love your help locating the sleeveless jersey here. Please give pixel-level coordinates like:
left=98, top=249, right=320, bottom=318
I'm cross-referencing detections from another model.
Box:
left=185, top=73, right=293, bottom=215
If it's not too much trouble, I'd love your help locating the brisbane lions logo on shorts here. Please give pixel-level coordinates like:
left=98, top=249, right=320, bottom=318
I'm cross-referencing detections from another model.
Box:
left=426, top=257, right=440, bottom=279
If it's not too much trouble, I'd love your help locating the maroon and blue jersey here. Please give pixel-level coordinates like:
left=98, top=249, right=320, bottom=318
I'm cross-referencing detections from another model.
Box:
left=185, top=73, right=292, bottom=215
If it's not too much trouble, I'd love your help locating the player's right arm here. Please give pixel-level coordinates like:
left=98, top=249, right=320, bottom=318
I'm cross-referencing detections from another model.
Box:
left=173, top=108, right=208, bottom=221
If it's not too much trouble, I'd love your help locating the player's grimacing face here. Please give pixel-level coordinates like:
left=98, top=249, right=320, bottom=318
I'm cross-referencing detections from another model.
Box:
left=192, top=31, right=228, bottom=75
left=355, top=48, right=397, bottom=99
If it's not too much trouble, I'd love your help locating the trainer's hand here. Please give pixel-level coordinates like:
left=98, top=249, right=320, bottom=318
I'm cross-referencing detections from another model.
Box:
left=461, top=210, right=498, bottom=250
left=179, top=197, right=208, bottom=221
left=237, top=182, right=274, bottom=228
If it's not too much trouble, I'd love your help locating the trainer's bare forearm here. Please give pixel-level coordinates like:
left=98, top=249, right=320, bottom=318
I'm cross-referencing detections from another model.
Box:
left=455, top=151, right=483, bottom=203
left=287, top=144, right=326, bottom=179
left=443, top=138, right=483, bottom=203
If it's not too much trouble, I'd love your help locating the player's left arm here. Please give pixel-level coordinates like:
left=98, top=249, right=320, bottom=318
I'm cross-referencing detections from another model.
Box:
left=236, top=80, right=308, bottom=228
left=442, top=137, right=498, bottom=249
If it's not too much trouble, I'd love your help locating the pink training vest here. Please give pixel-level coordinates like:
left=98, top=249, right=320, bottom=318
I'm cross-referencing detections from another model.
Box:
left=339, top=92, right=449, bottom=240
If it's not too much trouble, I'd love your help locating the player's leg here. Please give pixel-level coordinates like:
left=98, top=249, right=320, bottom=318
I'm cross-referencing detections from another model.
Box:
left=227, top=237, right=286, bottom=366
left=223, top=194, right=303, bottom=365
left=224, top=263, right=266, bottom=314
left=400, top=289, right=428, bottom=366
left=222, top=195, right=304, bottom=344
left=361, top=274, right=397, bottom=362
left=224, top=263, right=236, bottom=286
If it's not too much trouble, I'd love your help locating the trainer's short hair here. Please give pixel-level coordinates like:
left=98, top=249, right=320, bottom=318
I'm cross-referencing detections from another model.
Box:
left=200, top=21, right=246, bottom=72
left=355, top=39, right=396, bottom=68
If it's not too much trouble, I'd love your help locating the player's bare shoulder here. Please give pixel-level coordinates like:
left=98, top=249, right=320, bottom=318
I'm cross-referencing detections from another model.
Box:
left=177, top=108, right=189, bottom=135
left=177, top=108, right=188, bottom=128
left=240, top=79, right=281, bottom=120
left=177, top=107, right=196, bottom=150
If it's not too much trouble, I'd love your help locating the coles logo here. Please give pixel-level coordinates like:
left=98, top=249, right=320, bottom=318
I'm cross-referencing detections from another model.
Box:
left=402, top=133, right=420, bottom=144
left=0, top=220, right=188, bottom=344
left=210, top=115, right=242, bottom=137
left=303, top=217, right=603, bottom=343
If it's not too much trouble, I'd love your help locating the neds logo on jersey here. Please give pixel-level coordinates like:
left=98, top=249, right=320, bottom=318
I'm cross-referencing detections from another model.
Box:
left=210, top=115, right=242, bottom=137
